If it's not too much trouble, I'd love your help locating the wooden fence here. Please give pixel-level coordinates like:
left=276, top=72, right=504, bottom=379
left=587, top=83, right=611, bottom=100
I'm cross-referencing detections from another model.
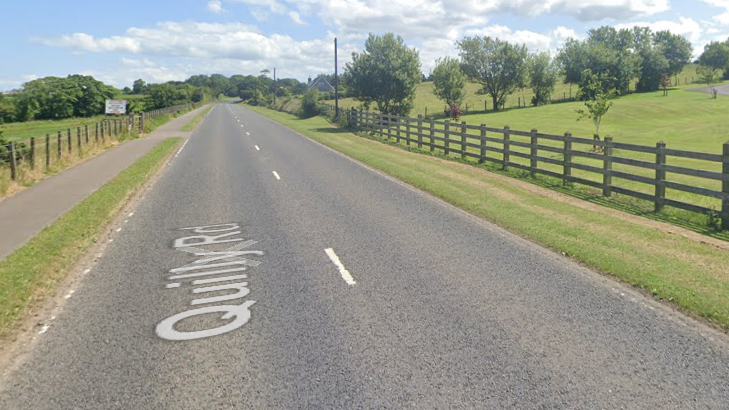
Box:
left=344, top=109, right=729, bottom=230
left=0, top=102, right=197, bottom=181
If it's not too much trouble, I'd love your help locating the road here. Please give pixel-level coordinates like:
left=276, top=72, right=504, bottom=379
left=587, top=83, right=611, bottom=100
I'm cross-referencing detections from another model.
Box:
left=1, top=102, right=728, bottom=409
left=686, top=82, right=729, bottom=96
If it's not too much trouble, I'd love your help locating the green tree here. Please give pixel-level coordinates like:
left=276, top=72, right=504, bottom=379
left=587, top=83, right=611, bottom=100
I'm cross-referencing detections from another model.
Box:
left=431, top=57, right=466, bottom=107
left=653, top=30, right=693, bottom=84
left=132, top=79, right=147, bottom=94
left=528, top=52, right=557, bottom=106
left=699, top=40, right=729, bottom=78
left=345, top=33, right=422, bottom=116
left=458, top=36, right=528, bottom=111
left=576, top=70, right=617, bottom=142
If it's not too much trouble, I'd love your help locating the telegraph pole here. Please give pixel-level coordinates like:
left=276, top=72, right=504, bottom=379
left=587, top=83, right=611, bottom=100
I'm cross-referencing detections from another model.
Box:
left=334, top=38, right=339, bottom=121
left=273, top=67, right=276, bottom=106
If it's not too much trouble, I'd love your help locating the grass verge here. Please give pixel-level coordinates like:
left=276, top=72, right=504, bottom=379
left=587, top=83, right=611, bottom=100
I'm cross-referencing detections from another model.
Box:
left=181, top=105, right=214, bottom=132
left=0, top=138, right=181, bottom=342
left=248, top=105, right=729, bottom=331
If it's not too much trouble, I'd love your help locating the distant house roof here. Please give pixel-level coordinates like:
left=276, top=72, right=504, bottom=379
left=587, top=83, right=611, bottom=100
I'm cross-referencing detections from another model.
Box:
left=308, top=76, right=335, bottom=93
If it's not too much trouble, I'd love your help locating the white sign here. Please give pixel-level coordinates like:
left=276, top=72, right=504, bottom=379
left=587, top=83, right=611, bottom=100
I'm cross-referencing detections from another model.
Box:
left=105, top=99, right=127, bottom=115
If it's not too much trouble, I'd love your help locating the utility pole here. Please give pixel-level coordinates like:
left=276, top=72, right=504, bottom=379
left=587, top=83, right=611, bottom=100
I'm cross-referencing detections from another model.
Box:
left=334, top=38, right=339, bottom=121
left=273, top=67, right=276, bottom=106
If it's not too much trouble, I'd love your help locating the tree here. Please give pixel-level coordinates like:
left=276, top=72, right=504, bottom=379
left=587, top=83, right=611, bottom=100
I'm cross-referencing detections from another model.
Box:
left=431, top=57, right=466, bottom=108
left=528, top=52, right=557, bottom=106
left=458, top=36, right=528, bottom=111
left=660, top=73, right=671, bottom=96
left=345, top=33, right=422, bottom=116
left=576, top=70, right=616, bottom=142
left=697, top=65, right=721, bottom=99
left=132, top=79, right=147, bottom=94
left=653, top=30, right=693, bottom=84
left=699, top=41, right=729, bottom=75
left=300, top=88, right=320, bottom=118
left=557, top=26, right=640, bottom=95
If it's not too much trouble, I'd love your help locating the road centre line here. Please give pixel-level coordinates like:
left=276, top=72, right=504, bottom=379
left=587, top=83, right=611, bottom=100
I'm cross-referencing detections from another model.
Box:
left=325, top=248, right=356, bottom=286
left=272, top=171, right=281, bottom=180
left=255, top=145, right=260, bottom=151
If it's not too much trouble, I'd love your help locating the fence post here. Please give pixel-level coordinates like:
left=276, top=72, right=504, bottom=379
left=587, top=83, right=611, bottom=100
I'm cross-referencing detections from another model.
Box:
left=461, top=121, right=467, bottom=159
left=396, top=115, right=401, bottom=144
left=85, top=125, right=89, bottom=144
left=429, top=118, right=435, bottom=152
left=95, top=123, right=99, bottom=143
left=530, top=129, right=538, bottom=177
left=722, top=142, right=729, bottom=230
left=9, top=142, right=17, bottom=180
left=45, top=134, right=50, bottom=169
left=603, top=136, right=613, bottom=197
left=101, top=122, right=105, bottom=141
left=406, top=117, right=411, bottom=146
left=563, top=132, right=572, bottom=185
left=30, top=137, right=36, bottom=169
left=503, top=126, right=510, bottom=170
left=57, top=131, right=62, bottom=159
left=479, top=124, right=486, bottom=164
left=417, top=114, right=423, bottom=149
left=655, top=141, right=666, bottom=212
left=77, top=127, right=82, bottom=154
left=444, top=120, right=450, bottom=156
left=67, top=129, right=72, bottom=154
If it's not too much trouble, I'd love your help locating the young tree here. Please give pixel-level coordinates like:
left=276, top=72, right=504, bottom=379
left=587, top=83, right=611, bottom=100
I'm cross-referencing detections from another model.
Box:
left=431, top=57, right=466, bottom=107
left=458, top=36, right=528, bottom=111
left=528, top=52, right=557, bottom=106
left=576, top=70, right=617, bottom=142
left=346, top=33, right=422, bottom=116
left=660, top=73, right=671, bottom=96
left=697, top=65, right=721, bottom=99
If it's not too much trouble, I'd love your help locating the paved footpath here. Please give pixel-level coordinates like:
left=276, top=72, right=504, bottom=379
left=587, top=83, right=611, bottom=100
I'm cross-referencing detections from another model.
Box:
left=0, top=105, right=210, bottom=261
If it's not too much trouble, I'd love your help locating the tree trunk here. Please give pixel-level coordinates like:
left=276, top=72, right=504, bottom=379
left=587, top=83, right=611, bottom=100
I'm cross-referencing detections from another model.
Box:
left=593, top=133, right=600, bottom=151
left=492, top=95, right=499, bottom=112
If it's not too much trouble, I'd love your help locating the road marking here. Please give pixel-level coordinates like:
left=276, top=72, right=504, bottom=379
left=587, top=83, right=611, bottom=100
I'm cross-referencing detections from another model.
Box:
left=246, top=132, right=250, bottom=136
left=325, top=248, right=356, bottom=286
left=39, top=325, right=50, bottom=334
left=241, top=125, right=244, bottom=128
left=128, top=212, right=135, bottom=217
left=272, top=171, right=281, bottom=180
left=255, top=145, right=260, bottom=151
left=116, top=228, right=122, bottom=232
left=166, top=283, right=181, bottom=289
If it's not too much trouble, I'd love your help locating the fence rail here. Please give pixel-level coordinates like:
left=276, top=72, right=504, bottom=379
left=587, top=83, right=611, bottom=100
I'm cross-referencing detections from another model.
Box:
left=0, top=103, right=197, bottom=182
left=343, top=109, right=729, bottom=230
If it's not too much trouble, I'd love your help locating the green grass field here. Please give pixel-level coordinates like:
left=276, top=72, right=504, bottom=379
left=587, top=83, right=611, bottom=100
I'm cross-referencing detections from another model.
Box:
left=246, top=106, right=729, bottom=331
left=1, top=115, right=117, bottom=142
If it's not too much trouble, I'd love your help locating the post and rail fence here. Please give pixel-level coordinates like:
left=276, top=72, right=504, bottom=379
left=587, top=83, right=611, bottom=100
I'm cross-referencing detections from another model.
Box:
left=0, top=103, right=197, bottom=183
left=338, top=108, right=729, bottom=230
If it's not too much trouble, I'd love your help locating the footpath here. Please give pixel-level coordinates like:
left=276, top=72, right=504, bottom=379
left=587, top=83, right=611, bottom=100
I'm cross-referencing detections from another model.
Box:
left=0, top=104, right=210, bottom=260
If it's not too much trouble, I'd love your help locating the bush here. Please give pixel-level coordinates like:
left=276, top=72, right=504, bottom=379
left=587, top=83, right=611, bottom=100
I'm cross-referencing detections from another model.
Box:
left=300, top=88, right=320, bottom=118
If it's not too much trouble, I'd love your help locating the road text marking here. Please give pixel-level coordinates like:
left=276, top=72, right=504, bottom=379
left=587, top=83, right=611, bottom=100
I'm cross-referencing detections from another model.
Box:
left=325, top=248, right=356, bottom=286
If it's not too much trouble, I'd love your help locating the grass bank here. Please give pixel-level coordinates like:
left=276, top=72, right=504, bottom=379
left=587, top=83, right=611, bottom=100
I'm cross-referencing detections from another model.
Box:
left=0, top=138, right=181, bottom=342
left=248, top=105, right=729, bottom=331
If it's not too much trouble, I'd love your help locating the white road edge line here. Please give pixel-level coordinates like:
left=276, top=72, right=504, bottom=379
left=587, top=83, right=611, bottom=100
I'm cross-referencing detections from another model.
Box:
left=255, top=145, right=260, bottom=151
left=272, top=171, right=281, bottom=180
left=325, top=248, right=356, bottom=286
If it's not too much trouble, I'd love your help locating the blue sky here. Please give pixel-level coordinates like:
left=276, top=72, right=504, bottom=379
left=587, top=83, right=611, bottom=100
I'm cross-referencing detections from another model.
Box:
left=2, top=0, right=729, bottom=91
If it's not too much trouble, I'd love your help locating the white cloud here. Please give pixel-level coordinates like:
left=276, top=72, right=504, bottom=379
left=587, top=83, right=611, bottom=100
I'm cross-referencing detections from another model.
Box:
left=699, top=0, right=729, bottom=24
left=224, top=0, right=287, bottom=13
left=207, top=0, right=224, bottom=14
left=289, top=11, right=306, bottom=25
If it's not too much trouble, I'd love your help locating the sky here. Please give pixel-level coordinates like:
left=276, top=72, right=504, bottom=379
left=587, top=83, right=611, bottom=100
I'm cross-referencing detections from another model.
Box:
left=2, top=0, right=729, bottom=91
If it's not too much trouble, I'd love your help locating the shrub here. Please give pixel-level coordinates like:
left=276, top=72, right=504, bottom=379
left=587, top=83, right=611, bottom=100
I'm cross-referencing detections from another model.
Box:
left=300, top=88, right=320, bottom=118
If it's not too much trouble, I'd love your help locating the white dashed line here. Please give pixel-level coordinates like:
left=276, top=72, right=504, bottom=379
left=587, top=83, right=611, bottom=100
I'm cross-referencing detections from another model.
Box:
left=165, top=283, right=181, bottom=289
left=129, top=212, right=135, bottom=217
left=246, top=132, right=250, bottom=136
left=325, top=248, right=356, bottom=286
left=272, top=171, right=281, bottom=180
left=39, top=325, right=50, bottom=334
left=255, top=145, right=260, bottom=151
left=116, top=228, right=122, bottom=232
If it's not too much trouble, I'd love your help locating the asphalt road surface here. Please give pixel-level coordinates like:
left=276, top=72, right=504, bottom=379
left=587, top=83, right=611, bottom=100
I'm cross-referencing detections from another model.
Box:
left=1, top=103, right=728, bottom=409
left=686, top=82, right=729, bottom=96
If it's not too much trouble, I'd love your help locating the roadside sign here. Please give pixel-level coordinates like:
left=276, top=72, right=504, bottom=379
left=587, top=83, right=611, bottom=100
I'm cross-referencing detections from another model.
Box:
left=105, top=100, right=127, bottom=115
